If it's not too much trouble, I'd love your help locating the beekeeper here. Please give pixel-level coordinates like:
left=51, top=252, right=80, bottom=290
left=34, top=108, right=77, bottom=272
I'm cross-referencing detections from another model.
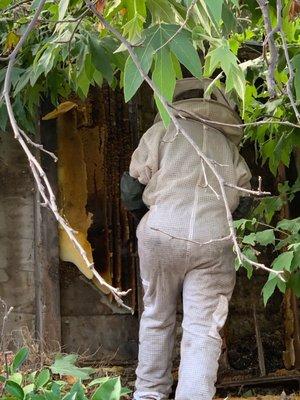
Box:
left=121, top=78, right=252, bottom=400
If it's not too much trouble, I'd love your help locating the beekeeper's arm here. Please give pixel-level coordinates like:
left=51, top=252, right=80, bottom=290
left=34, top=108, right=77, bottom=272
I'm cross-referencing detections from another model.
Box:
left=121, top=128, right=159, bottom=221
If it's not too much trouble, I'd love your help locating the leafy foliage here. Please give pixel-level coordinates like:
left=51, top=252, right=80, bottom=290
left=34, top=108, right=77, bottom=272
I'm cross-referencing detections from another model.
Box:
left=0, top=0, right=300, bottom=302
left=0, top=348, right=130, bottom=400
left=235, top=215, right=300, bottom=304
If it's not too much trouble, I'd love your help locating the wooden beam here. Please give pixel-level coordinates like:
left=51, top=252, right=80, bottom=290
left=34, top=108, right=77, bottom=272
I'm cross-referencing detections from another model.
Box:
left=34, top=103, right=61, bottom=351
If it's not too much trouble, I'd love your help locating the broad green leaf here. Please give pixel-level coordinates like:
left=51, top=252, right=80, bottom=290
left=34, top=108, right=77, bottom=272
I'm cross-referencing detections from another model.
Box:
left=50, top=354, right=94, bottom=380
left=234, top=218, right=256, bottom=230
left=171, top=53, right=183, bottom=79
left=35, top=369, right=51, bottom=389
left=291, top=247, right=300, bottom=270
left=58, top=0, right=70, bottom=20
left=23, top=384, right=35, bottom=395
left=208, top=41, right=245, bottom=104
left=123, top=14, right=145, bottom=41
left=152, top=47, right=176, bottom=126
left=241, top=246, right=256, bottom=279
left=76, top=68, right=90, bottom=98
left=254, top=196, right=283, bottom=224
left=88, top=35, right=113, bottom=84
left=140, top=25, right=202, bottom=80
left=124, top=44, right=154, bottom=102
left=205, top=0, right=223, bottom=23
left=170, top=33, right=202, bottom=79
left=12, top=347, right=29, bottom=372
left=92, top=377, right=122, bottom=400
left=88, top=377, right=110, bottom=387
left=9, top=373, right=22, bottom=385
left=292, top=54, right=300, bottom=100
left=262, top=278, right=277, bottom=306
left=242, top=233, right=256, bottom=245
left=255, top=229, right=275, bottom=246
left=0, top=0, right=10, bottom=9
left=271, top=251, right=294, bottom=275
left=68, top=380, right=87, bottom=400
left=147, top=0, right=178, bottom=23
left=5, top=380, right=24, bottom=400
left=277, top=218, right=300, bottom=234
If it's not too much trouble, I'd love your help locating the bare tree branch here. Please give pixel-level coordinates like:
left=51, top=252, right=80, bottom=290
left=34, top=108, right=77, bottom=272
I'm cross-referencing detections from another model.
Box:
left=1, top=0, right=132, bottom=312
left=85, top=0, right=285, bottom=280
left=257, top=0, right=300, bottom=122
left=257, top=0, right=279, bottom=98
left=171, top=104, right=300, bottom=130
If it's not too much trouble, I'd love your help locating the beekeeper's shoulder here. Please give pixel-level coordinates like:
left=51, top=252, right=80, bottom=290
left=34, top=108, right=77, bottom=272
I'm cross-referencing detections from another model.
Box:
left=141, top=120, right=167, bottom=147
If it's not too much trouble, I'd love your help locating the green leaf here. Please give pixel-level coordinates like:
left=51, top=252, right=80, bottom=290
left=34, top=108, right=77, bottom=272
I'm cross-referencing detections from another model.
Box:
left=35, top=369, right=51, bottom=389
left=242, top=233, right=256, bottom=245
left=152, top=47, right=176, bottom=126
left=0, top=0, right=10, bottom=9
left=50, top=355, right=94, bottom=380
left=233, top=218, right=256, bottom=230
left=292, top=54, right=300, bottom=100
left=241, top=246, right=256, bottom=279
left=255, top=229, right=275, bottom=246
left=23, top=384, right=35, bottom=395
left=9, top=373, right=23, bottom=386
left=262, top=279, right=277, bottom=306
left=5, top=380, right=24, bottom=400
left=208, top=41, right=245, bottom=104
left=58, top=0, right=70, bottom=20
left=68, top=380, right=87, bottom=400
left=124, top=44, right=154, bottom=102
left=147, top=0, right=178, bottom=23
left=88, top=377, right=110, bottom=387
left=89, top=35, right=113, bottom=84
left=171, top=53, right=183, bottom=79
left=169, top=31, right=202, bottom=79
left=205, top=0, right=223, bottom=23
left=12, top=348, right=29, bottom=372
left=146, top=25, right=202, bottom=79
left=92, top=377, right=122, bottom=400
left=271, top=251, right=294, bottom=274
left=277, top=218, right=300, bottom=234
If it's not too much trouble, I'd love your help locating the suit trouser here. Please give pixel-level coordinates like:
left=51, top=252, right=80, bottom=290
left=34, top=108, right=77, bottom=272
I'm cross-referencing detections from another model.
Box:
left=134, top=218, right=236, bottom=400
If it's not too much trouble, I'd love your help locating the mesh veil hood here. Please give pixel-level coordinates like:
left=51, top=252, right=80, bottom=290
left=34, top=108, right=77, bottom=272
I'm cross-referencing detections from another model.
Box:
left=155, top=77, right=244, bottom=145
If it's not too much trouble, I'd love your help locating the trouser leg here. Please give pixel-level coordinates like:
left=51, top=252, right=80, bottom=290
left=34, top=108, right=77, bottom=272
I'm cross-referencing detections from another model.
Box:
left=175, top=244, right=236, bottom=400
left=134, top=228, right=185, bottom=400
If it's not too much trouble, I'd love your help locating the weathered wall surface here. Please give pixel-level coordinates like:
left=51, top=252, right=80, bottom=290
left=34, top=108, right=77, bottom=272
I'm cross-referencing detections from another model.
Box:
left=58, top=87, right=139, bottom=362
left=0, top=131, right=36, bottom=343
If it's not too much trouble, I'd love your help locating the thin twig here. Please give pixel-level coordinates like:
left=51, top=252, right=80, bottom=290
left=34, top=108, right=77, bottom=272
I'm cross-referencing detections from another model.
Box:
left=171, top=104, right=300, bottom=130
left=20, top=129, right=58, bottom=161
left=150, top=228, right=232, bottom=246
left=225, top=182, right=270, bottom=196
left=279, top=29, right=300, bottom=123
left=155, top=0, right=198, bottom=53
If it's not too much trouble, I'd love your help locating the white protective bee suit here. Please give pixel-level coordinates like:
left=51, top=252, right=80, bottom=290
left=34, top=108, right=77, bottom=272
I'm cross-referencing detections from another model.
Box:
left=130, top=78, right=251, bottom=400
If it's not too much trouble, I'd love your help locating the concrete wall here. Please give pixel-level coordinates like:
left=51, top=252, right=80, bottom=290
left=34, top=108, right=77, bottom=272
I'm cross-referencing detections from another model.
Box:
left=0, top=131, right=36, bottom=345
